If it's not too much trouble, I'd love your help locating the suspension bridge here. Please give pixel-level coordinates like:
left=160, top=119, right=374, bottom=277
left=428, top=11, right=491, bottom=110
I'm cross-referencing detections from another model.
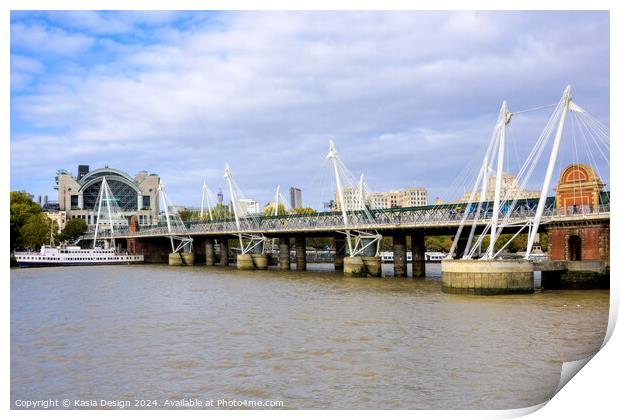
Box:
left=83, top=86, right=610, bottom=294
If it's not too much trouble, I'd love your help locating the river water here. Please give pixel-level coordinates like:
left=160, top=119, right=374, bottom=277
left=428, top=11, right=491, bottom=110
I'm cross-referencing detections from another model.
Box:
left=11, top=263, right=609, bottom=409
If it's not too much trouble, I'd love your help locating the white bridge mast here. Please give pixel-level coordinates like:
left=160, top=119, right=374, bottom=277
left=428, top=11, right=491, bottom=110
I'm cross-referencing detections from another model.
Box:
left=158, top=181, right=193, bottom=254
left=224, top=163, right=265, bottom=255
left=327, top=141, right=353, bottom=254
left=488, top=100, right=512, bottom=257
left=525, top=85, right=572, bottom=258
left=326, top=141, right=381, bottom=257
left=92, top=177, right=117, bottom=249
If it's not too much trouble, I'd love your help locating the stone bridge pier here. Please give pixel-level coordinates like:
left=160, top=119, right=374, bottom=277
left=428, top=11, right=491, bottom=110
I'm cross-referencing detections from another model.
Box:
left=205, top=238, right=216, bottom=266
left=278, top=236, right=291, bottom=270
left=411, top=230, right=426, bottom=277
left=333, top=235, right=346, bottom=271
left=392, top=232, right=408, bottom=277
left=218, top=238, right=230, bottom=266
left=295, top=236, right=307, bottom=271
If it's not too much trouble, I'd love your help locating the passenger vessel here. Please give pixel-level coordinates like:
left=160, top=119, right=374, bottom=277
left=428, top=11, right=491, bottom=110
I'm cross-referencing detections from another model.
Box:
left=380, top=251, right=447, bottom=263
left=14, top=245, right=143, bottom=267
left=14, top=176, right=144, bottom=268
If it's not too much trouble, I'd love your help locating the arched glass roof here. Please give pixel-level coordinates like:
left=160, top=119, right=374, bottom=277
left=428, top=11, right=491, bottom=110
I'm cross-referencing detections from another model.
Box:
left=79, top=168, right=138, bottom=188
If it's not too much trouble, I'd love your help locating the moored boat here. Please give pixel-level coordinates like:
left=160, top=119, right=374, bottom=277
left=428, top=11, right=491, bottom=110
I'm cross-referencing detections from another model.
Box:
left=14, top=245, right=143, bottom=267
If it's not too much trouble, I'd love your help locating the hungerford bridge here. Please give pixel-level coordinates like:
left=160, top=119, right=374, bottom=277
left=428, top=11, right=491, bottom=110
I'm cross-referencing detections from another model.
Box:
left=84, top=86, right=610, bottom=295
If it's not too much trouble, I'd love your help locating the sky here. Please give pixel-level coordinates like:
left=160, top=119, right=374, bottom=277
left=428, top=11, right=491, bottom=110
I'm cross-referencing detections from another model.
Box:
left=10, top=11, right=610, bottom=209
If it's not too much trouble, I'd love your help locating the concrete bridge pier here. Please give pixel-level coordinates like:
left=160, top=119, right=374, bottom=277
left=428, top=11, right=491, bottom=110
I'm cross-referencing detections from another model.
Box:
left=334, top=236, right=345, bottom=271
left=169, top=242, right=194, bottom=266
left=279, top=237, right=291, bottom=271
left=237, top=253, right=255, bottom=270
left=219, top=239, right=229, bottom=266
left=180, top=251, right=195, bottom=265
left=343, top=256, right=366, bottom=277
left=540, top=260, right=610, bottom=289
left=360, top=238, right=382, bottom=277
left=205, top=239, right=215, bottom=266
left=442, top=259, right=534, bottom=295
left=411, top=232, right=426, bottom=277
left=343, top=239, right=381, bottom=277
left=251, top=253, right=268, bottom=270
left=393, top=232, right=408, bottom=277
left=295, top=237, right=306, bottom=271
left=169, top=252, right=184, bottom=266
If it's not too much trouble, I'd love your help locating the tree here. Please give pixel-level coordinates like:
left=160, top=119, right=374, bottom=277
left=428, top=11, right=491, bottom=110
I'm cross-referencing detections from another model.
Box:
left=291, top=207, right=317, bottom=215
left=211, top=203, right=232, bottom=220
left=59, top=218, right=88, bottom=243
left=480, top=233, right=530, bottom=254
left=306, top=237, right=332, bottom=249
left=425, top=235, right=453, bottom=252
left=263, top=203, right=287, bottom=217
left=10, top=191, right=42, bottom=251
left=539, top=233, right=549, bottom=252
left=20, top=213, right=52, bottom=250
left=380, top=236, right=393, bottom=251
left=177, top=209, right=199, bottom=222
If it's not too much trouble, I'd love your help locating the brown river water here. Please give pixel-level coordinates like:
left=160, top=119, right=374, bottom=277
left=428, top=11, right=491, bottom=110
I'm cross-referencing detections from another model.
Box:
left=10, top=263, right=609, bottom=409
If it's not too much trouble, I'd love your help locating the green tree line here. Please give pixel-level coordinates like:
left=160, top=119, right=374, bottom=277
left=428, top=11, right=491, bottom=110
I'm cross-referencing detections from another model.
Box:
left=11, top=191, right=88, bottom=251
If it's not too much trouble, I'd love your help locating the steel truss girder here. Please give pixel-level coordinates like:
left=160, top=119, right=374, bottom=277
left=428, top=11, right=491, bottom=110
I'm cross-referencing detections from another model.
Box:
left=239, top=233, right=266, bottom=255
left=167, top=235, right=193, bottom=254
left=335, top=229, right=382, bottom=257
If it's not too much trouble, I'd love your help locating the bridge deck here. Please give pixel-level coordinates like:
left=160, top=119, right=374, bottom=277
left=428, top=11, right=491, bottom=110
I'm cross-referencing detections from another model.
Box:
left=84, top=204, right=610, bottom=240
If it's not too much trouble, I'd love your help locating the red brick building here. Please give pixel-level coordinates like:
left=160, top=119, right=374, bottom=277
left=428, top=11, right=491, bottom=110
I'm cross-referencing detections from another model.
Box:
left=547, top=164, right=609, bottom=262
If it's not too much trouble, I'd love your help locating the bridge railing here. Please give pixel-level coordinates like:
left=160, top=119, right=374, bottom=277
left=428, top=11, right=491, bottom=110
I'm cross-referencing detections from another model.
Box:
left=81, top=203, right=610, bottom=239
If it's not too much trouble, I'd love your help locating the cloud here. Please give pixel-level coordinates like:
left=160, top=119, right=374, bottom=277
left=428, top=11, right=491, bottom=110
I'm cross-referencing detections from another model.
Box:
left=10, top=11, right=610, bottom=207
left=11, top=54, right=44, bottom=89
left=39, top=10, right=186, bottom=35
left=11, top=22, right=95, bottom=55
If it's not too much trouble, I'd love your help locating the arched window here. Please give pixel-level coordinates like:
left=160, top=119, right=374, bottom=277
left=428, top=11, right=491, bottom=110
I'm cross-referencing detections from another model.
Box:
left=82, top=179, right=138, bottom=211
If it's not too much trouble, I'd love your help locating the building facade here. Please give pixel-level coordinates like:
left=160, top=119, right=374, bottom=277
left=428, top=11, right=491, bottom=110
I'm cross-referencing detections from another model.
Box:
left=230, top=198, right=261, bottom=216
left=547, top=163, right=609, bottom=263
left=459, top=173, right=540, bottom=203
left=554, top=164, right=605, bottom=212
left=44, top=210, right=67, bottom=232
left=333, top=187, right=428, bottom=211
left=56, top=165, right=160, bottom=226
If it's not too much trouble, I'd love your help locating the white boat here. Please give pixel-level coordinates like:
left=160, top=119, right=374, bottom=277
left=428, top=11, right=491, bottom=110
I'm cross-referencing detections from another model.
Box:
left=425, top=252, right=447, bottom=262
left=14, top=176, right=144, bottom=268
left=379, top=251, right=447, bottom=263
left=14, top=245, right=144, bottom=267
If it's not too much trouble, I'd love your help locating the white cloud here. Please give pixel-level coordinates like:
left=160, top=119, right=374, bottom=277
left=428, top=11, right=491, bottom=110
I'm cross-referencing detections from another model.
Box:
left=10, top=11, right=610, bottom=206
left=44, top=10, right=184, bottom=35
left=11, top=54, right=44, bottom=89
left=11, top=22, right=94, bottom=55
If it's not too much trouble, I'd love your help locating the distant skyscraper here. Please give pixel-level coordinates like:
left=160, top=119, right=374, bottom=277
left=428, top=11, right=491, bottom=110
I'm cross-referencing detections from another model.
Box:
left=289, top=187, right=302, bottom=208
left=217, top=188, right=224, bottom=204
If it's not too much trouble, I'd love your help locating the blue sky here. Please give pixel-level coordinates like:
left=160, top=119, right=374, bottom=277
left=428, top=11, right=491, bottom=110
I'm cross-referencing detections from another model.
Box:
left=10, top=11, right=610, bottom=208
